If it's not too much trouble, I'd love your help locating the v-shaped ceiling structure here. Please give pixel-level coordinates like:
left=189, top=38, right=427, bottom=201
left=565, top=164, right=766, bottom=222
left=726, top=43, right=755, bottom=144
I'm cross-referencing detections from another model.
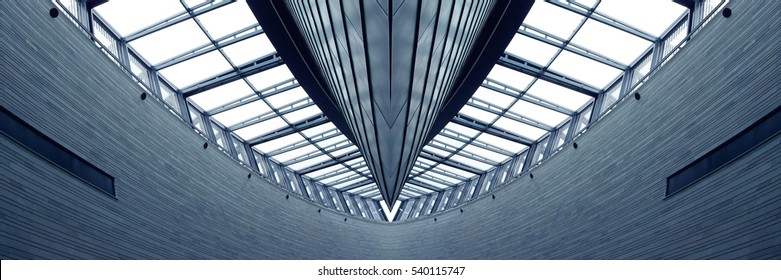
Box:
left=248, top=0, right=534, bottom=207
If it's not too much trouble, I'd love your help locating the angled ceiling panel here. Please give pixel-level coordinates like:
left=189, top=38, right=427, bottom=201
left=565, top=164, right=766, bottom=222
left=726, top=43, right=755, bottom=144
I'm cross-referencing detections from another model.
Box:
left=248, top=0, right=534, bottom=207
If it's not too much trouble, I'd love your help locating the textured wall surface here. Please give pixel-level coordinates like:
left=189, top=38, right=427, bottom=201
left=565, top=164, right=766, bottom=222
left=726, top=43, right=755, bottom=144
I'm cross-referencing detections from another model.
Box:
left=1, top=0, right=780, bottom=259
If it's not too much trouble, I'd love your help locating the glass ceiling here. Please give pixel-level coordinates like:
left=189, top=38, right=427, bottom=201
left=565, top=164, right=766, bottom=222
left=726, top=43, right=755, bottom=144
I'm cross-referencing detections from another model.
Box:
left=57, top=0, right=704, bottom=221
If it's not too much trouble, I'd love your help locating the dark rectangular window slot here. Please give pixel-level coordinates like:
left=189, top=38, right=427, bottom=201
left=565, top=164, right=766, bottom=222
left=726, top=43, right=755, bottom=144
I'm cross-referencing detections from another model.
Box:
left=0, top=106, right=115, bottom=197
left=667, top=106, right=781, bottom=197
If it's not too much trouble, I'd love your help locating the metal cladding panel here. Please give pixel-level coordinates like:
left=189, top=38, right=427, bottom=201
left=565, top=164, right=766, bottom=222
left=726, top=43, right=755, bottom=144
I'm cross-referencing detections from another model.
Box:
left=249, top=0, right=533, bottom=207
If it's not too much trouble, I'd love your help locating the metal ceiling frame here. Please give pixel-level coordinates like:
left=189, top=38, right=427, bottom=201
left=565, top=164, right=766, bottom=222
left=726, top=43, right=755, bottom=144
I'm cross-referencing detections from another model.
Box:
left=54, top=0, right=726, bottom=222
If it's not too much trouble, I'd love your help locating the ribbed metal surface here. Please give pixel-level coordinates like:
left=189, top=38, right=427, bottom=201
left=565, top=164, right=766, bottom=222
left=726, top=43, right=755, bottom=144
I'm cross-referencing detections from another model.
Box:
left=282, top=0, right=495, bottom=206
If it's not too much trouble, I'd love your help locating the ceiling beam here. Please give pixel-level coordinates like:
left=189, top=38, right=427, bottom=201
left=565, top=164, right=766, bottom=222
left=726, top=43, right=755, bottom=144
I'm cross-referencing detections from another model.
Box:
left=180, top=54, right=284, bottom=98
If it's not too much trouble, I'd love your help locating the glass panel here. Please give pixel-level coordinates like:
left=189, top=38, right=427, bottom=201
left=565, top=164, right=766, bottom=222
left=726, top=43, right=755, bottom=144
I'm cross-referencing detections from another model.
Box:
left=577, top=105, right=593, bottom=132
left=596, top=0, right=688, bottom=37
left=475, top=133, right=528, bottom=154
left=187, top=79, right=254, bottom=112
left=459, top=105, right=499, bottom=124
left=493, top=117, right=548, bottom=141
left=129, top=19, right=210, bottom=66
left=196, top=1, right=258, bottom=39
left=522, top=1, right=584, bottom=39
left=300, top=122, right=337, bottom=138
left=94, top=0, right=186, bottom=37
left=159, top=82, right=181, bottom=113
left=432, top=163, right=478, bottom=179
left=431, top=135, right=466, bottom=149
left=508, top=100, right=569, bottom=128
left=526, top=79, right=593, bottom=112
left=158, top=50, right=232, bottom=88
left=505, top=33, right=560, bottom=66
left=415, top=177, right=450, bottom=189
left=233, top=116, right=287, bottom=140
left=471, top=87, right=516, bottom=110
left=246, top=65, right=294, bottom=91
left=450, top=154, right=493, bottom=171
left=548, top=50, right=623, bottom=89
left=273, top=145, right=319, bottom=163
left=600, top=81, right=622, bottom=114
left=221, top=34, right=275, bottom=66
left=266, top=87, right=309, bottom=108
left=487, top=65, right=535, bottom=91
left=212, top=99, right=272, bottom=128
left=211, top=122, right=226, bottom=148
left=570, top=19, right=653, bottom=66
left=233, top=136, right=248, bottom=163
left=188, top=105, right=204, bottom=132
left=533, top=136, right=549, bottom=163
left=442, top=123, right=480, bottom=139
left=461, top=144, right=508, bottom=163
left=252, top=131, right=305, bottom=153
left=283, top=105, right=321, bottom=124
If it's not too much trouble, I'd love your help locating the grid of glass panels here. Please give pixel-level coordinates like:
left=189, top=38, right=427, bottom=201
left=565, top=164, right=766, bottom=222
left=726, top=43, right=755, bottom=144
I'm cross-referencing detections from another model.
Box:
left=58, top=0, right=719, bottom=221
left=92, top=0, right=376, bottom=217
left=405, top=0, right=688, bottom=202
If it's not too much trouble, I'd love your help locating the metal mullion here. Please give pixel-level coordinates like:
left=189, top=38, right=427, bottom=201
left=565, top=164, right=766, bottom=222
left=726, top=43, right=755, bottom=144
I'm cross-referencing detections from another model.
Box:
left=358, top=198, right=375, bottom=220
left=327, top=174, right=368, bottom=190
left=310, top=164, right=355, bottom=181
left=446, top=184, right=465, bottom=208
left=262, top=138, right=310, bottom=157
left=404, top=181, right=440, bottom=194
left=418, top=153, right=484, bottom=175
left=404, top=198, right=421, bottom=220
left=403, top=182, right=437, bottom=197
left=322, top=186, right=338, bottom=210
left=547, top=0, right=656, bottom=42
left=564, top=115, right=580, bottom=143
left=304, top=179, right=324, bottom=204
left=311, top=161, right=367, bottom=181
left=226, top=97, right=315, bottom=131
left=429, top=141, right=499, bottom=166
left=243, top=142, right=261, bottom=172
left=205, top=80, right=299, bottom=116
left=295, top=152, right=362, bottom=175
left=456, top=182, right=472, bottom=205
left=281, top=141, right=351, bottom=167
left=451, top=115, right=536, bottom=146
left=481, top=80, right=574, bottom=115
left=180, top=54, right=284, bottom=98
left=517, top=27, right=625, bottom=70
left=246, top=115, right=329, bottom=145
left=426, top=165, right=471, bottom=182
left=410, top=176, right=453, bottom=190
left=354, top=187, right=379, bottom=197
left=346, top=183, right=376, bottom=195
left=468, top=98, right=556, bottom=131
left=336, top=191, right=351, bottom=215
left=155, top=25, right=264, bottom=70
left=124, top=0, right=234, bottom=42
left=543, top=129, right=560, bottom=157
left=438, top=129, right=515, bottom=157
left=497, top=55, right=601, bottom=98
left=520, top=141, right=538, bottom=172
left=314, top=184, right=331, bottom=208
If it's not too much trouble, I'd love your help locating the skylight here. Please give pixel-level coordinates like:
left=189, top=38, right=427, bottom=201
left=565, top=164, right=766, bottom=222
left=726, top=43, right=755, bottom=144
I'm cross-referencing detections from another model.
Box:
left=69, top=0, right=698, bottom=221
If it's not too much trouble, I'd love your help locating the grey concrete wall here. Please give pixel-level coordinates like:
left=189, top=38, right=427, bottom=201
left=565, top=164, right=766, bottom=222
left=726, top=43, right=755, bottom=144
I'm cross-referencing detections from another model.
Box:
left=1, top=0, right=779, bottom=260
